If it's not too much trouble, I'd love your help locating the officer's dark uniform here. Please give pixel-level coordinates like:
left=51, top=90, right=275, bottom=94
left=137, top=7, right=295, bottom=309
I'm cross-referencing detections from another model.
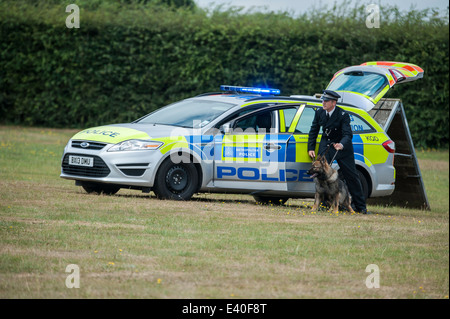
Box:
left=307, top=90, right=369, bottom=214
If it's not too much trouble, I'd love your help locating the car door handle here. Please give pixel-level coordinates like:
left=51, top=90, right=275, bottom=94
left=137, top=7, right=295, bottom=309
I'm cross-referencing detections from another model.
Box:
left=264, top=143, right=282, bottom=151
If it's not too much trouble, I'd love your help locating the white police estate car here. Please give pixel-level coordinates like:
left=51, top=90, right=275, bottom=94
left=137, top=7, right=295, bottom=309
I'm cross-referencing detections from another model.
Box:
left=60, top=61, right=424, bottom=204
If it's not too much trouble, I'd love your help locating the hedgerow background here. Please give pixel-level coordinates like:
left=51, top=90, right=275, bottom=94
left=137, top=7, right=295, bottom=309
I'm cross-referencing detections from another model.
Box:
left=0, top=0, right=448, bottom=148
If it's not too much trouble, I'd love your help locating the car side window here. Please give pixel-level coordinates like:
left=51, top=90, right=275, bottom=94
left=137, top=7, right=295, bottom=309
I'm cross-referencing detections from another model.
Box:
left=348, top=112, right=376, bottom=133
left=214, top=104, right=275, bottom=129
left=234, top=110, right=274, bottom=134
left=295, top=106, right=323, bottom=134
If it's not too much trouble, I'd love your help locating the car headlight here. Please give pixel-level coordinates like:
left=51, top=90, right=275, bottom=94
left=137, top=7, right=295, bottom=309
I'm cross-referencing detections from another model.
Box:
left=108, top=140, right=163, bottom=152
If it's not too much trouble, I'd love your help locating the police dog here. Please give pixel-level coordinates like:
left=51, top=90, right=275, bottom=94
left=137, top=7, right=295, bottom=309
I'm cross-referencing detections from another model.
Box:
left=307, top=155, right=355, bottom=214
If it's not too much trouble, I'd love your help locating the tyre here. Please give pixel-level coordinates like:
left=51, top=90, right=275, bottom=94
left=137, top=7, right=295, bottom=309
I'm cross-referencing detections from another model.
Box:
left=153, top=158, right=199, bottom=200
left=81, top=182, right=120, bottom=195
left=253, top=195, right=289, bottom=205
left=357, top=170, right=370, bottom=199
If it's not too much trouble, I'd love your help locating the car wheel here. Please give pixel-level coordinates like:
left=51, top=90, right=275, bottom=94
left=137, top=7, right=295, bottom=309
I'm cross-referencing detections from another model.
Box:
left=253, top=195, right=289, bottom=205
left=81, top=182, right=120, bottom=195
left=357, top=170, right=370, bottom=199
left=153, top=159, right=198, bottom=200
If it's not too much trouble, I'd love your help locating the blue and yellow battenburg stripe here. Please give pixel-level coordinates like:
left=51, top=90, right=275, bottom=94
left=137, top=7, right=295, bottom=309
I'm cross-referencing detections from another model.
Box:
left=170, top=131, right=389, bottom=168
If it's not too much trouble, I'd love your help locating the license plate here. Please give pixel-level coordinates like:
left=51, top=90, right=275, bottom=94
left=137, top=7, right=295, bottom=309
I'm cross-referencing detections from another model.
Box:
left=69, top=155, right=94, bottom=167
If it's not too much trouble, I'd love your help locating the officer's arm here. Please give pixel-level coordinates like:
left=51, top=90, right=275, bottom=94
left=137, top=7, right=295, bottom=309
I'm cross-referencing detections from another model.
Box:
left=339, top=112, right=353, bottom=147
left=308, top=109, right=321, bottom=151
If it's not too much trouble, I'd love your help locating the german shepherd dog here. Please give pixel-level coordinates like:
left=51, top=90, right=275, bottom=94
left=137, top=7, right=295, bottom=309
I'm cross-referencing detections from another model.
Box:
left=307, top=155, right=355, bottom=214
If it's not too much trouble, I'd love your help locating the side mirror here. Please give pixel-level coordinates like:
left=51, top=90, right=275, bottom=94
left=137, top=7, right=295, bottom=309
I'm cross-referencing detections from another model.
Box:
left=220, top=123, right=232, bottom=135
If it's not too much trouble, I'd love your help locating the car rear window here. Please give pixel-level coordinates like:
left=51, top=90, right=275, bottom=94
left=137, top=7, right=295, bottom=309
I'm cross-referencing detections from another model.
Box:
left=328, top=72, right=388, bottom=98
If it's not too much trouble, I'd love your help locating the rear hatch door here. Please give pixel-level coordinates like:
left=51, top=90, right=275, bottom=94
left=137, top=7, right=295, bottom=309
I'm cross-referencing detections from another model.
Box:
left=326, top=61, right=424, bottom=111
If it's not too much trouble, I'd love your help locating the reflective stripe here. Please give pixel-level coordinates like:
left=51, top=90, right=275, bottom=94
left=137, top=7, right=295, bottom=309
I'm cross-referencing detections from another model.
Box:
left=354, top=153, right=367, bottom=165
left=151, top=110, right=387, bottom=170
left=386, top=73, right=395, bottom=86
left=288, top=104, right=305, bottom=133
left=364, top=144, right=387, bottom=165
left=71, top=125, right=150, bottom=144
left=221, top=134, right=265, bottom=162
left=352, top=135, right=368, bottom=166
left=361, top=61, right=424, bottom=77
left=279, top=109, right=286, bottom=132
left=360, top=133, right=390, bottom=165
left=289, top=134, right=315, bottom=163
left=185, top=135, right=215, bottom=160
left=157, top=136, right=189, bottom=155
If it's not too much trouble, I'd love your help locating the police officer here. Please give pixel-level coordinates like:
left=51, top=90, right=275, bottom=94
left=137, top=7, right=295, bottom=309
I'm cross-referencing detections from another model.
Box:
left=307, top=89, right=370, bottom=214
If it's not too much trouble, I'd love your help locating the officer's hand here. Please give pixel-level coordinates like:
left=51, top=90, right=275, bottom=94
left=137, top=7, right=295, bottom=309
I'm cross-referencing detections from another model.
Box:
left=334, top=143, right=343, bottom=151
left=308, top=150, right=316, bottom=159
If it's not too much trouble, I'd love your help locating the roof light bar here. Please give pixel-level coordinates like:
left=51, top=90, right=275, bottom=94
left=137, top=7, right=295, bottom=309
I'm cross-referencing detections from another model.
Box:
left=220, top=85, right=281, bottom=95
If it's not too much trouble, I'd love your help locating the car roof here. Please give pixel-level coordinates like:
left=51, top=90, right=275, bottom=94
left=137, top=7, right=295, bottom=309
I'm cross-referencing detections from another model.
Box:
left=191, top=93, right=360, bottom=109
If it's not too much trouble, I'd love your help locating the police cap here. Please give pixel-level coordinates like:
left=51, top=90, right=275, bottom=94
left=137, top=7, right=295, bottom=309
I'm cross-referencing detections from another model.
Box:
left=321, top=90, right=341, bottom=101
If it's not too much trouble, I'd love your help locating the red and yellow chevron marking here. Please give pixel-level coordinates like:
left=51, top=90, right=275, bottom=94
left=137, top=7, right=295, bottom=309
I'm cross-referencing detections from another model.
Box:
left=361, top=61, right=424, bottom=77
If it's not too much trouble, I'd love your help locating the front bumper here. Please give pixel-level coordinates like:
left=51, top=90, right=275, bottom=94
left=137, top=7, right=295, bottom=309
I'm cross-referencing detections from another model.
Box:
left=60, top=140, right=163, bottom=188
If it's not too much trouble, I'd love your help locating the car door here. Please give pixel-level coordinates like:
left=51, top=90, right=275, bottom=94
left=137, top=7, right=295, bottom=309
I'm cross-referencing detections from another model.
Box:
left=326, top=61, right=424, bottom=111
left=213, top=105, right=299, bottom=192
left=283, top=104, right=319, bottom=193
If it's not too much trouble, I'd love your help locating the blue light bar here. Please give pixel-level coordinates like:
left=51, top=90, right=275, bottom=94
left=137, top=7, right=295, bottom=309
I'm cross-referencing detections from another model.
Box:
left=220, top=85, right=281, bottom=95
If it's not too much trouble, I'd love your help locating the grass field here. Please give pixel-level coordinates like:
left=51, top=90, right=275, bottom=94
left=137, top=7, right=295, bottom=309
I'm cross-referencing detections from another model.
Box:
left=0, top=125, right=448, bottom=299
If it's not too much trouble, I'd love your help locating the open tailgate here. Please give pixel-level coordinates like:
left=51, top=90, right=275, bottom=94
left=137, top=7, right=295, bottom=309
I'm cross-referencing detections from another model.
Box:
left=326, top=61, right=424, bottom=111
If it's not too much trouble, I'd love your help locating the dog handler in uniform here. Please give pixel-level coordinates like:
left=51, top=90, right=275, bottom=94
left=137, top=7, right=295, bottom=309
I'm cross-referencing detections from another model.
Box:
left=307, top=90, right=370, bottom=215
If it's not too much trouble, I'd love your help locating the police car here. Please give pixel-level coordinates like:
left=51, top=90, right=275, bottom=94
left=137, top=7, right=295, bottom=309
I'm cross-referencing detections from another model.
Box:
left=60, top=61, right=424, bottom=204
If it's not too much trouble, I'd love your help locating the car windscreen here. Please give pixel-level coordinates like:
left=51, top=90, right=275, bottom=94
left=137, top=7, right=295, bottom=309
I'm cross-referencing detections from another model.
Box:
left=136, top=99, right=236, bottom=128
left=328, top=72, right=388, bottom=98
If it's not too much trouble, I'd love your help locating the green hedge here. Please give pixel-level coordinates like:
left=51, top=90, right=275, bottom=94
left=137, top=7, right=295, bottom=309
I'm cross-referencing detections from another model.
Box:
left=0, top=0, right=448, bottom=148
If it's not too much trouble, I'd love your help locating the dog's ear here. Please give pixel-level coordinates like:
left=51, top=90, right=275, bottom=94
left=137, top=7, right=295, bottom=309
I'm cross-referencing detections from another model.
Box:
left=320, top=155, right=329, bottom=166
